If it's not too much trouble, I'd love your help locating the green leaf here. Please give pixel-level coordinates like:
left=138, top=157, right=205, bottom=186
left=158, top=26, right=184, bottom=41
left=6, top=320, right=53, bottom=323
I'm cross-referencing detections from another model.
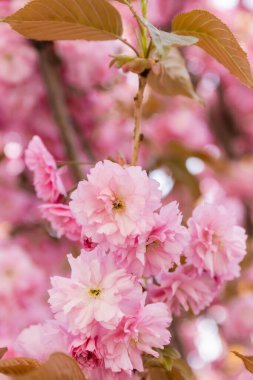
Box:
left=140, top=18, right=198, bottom=55
left=172, top=10, right=253, bottom=88
left=4, top=0, right=123, bottom=41
left=148, top=47, right=201, bottom=102
left=233, top=351, right=253, bottom=373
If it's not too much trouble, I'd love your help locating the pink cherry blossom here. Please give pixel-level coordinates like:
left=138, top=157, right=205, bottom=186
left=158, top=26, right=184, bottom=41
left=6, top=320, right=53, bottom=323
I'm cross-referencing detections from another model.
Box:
left=0, top=242, right=44, bottom=300
left=114, top=203, right=189, bottom=277
left=102, top=297, right=171, bottom=372
left=25, top=136, right=66, bottom=202
left=49, top=249, right=142, bottom=334
left=148, top=265, right=219, bottom=316
left=185, top=203, right=247, bottom=280
left=71, top=337, right=103, bottom=371
left=40, top=203, right=81, bottom=242
left=70, top=160, right=161, bottom=246
left=14, top=320, right=68, bottom=361
left=222, top=294, right=253, bottom=342
left=143, top=202, right=189, bottom=276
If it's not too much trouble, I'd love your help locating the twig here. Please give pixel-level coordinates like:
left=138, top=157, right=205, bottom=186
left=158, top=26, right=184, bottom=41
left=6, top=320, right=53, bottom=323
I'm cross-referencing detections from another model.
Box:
left=57, top=160, right=95, bottom=167
left=131, top=74, right=147, bottom=165
left=32, top=41, right=83, bottom=182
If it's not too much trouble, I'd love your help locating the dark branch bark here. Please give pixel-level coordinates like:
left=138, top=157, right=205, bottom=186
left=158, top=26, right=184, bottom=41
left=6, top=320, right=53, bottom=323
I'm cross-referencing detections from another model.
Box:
left=32, top=41, right=84, bottom=182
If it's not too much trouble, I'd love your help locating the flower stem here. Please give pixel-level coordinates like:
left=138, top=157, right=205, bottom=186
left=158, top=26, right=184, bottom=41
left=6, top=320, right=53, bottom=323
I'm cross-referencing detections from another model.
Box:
left=131, top=75, right=147, bottom=166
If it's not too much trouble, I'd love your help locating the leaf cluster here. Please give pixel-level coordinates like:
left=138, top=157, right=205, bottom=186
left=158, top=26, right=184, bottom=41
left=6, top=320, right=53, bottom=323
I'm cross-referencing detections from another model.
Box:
left=4, top=0, right=253, bottom=101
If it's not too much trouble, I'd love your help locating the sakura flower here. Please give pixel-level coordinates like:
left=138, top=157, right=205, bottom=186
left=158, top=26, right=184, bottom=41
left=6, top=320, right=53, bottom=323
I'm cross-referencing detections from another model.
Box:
left=25, top=136, right=66, bottom=202
left=15, top=320, right=69, bottom=361
left=185, top=203, right=247, bottom=280
left=102, top=298, right=171, bottom=373
left=49, top=249, right=142, bottom=334
left=0, top=243, right=44, bottom=300
left=114, top=202, right=188, bottom=277
left=222, top=294, right=253, bottom=342
left=143, top=202, right=189, bottom=276
left=70, top=160, right=161, bottom=245
left=71, top=337, right=103, bottom=371
left=148, top=265, right=219, bottom=316
left=40, top=203, right=81, bottom=242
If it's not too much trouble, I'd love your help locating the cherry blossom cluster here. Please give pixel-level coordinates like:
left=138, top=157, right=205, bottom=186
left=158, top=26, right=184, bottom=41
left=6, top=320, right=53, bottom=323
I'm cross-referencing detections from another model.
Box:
left=12, top=135, right=247, bottom=379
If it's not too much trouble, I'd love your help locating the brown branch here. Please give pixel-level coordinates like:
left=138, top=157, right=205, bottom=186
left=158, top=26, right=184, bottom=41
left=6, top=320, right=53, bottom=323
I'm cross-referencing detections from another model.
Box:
left=131, top=74, right=148, bottom=165
left=32, top=41, right=84, bottom=182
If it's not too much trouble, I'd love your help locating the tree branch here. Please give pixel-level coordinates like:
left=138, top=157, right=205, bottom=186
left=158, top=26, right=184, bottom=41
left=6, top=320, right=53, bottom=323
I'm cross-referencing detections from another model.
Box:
left=131, top=74, right=147, bottom=165
left=32, top=41, right=84, bottom=182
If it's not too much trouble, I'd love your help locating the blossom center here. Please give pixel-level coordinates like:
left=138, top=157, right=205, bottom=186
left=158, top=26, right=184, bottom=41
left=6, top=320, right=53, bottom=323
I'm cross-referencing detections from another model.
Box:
left=89, top=288, right=102, bottom=297
left=146, top=240, right=160, bottom=252
left=112, top=197, right=125, bottom=212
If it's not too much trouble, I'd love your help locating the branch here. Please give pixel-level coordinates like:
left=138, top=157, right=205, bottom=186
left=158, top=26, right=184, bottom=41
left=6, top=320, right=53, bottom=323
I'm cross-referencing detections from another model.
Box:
left=32, top=41, right=84, bottom=182
left=131, top=74, right=148, bottom=165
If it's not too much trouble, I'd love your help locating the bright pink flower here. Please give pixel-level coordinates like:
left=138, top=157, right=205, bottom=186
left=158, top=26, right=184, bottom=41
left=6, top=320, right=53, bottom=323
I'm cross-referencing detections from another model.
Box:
left=14, top=320, right=68, bottom=361
left=143, top=202, right=189, bottom=276
left=70, top=161, right=161, bottom=245
left=185, top=203, right=247, bottom=280
left=71, top=337, right=102, bottom=371
left=148, top=265, right=219, bottom=316
left=114, top=203, right=188, bottom=277
left=49, top=249, right=142, bottom=334
left=102, top=297, right=171, bottom=373
left=40, top=203, right=81, bottom=242
left=25, top=136, right=66, bottom=202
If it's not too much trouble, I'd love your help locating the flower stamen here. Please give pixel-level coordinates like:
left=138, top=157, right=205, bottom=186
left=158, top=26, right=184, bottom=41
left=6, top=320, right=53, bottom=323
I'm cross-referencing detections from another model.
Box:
left=89, top=288, right=102, bottom=297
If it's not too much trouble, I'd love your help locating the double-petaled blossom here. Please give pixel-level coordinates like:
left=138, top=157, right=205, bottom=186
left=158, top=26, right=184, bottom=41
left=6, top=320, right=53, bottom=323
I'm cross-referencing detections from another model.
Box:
left=40, top=203, right=81, bottom=242
left=114, top=203, right=189, bottom=277
left=148, top=265, right=219, bottom=316
left=70, top=160, right=161, bottom=246
left=25, top=136, right=66, bottom=202
left=48, top=249, right=142, bottom=335
left=142, top=202, right=189, bottom=276
left=15, top=320, right=69, bottom=361
left=102, top=298, right=171, bottom=373
left=0, top=243, right=44, bottom=300
left=71, top=337, right=103, bottom=371
left=185, top=203, right=247, bottom=280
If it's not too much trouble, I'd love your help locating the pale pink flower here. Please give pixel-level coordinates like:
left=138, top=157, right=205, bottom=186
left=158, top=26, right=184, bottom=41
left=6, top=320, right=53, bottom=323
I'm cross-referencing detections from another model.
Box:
left=14, top=320, right=69, bottom=361
left=0, top=38, right=37, bottom=85
left=222, top=295, right=253, bottom=342
left=49, top=249, right=142, bottom=334
left=25, top=136, right=66, bottom=202
left=70, top=161, right=161, bottom=245
left=102, top=297, right=171, bottom=373
left=114, top=203, right=188, bottom=277
left=40, top=203, right=81, bottom=242
left=148, top=265, right=219, bottom=316
left=0, top=243, right=44, bottom=300
left=143, top=202, right=189, bottom=276
left=185, top=203, right=247, bottom=280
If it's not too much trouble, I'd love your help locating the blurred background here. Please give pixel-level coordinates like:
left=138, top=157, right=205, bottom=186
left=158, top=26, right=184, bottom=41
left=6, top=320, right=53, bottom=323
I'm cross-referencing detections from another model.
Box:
left=1, top=0, right=253, bottom=378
